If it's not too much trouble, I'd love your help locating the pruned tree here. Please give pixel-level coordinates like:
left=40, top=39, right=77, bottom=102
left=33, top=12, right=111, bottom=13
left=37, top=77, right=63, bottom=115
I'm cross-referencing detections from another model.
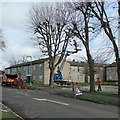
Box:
left=66, top=2, right=101, bottom=92
left=27, top=3, right=73, bottom=87
left=89, top=1, right=120, bottom=95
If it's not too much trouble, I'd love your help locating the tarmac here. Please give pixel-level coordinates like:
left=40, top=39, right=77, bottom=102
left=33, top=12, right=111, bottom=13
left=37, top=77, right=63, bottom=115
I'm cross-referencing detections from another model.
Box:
left=28, top=85, right=119, bottom=106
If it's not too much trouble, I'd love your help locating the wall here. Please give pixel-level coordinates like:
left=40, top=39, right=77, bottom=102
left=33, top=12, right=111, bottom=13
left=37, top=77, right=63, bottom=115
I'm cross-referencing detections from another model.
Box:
left=106, top=67, right=118, bottom=81
left=70, top=66, right=85, bottom=83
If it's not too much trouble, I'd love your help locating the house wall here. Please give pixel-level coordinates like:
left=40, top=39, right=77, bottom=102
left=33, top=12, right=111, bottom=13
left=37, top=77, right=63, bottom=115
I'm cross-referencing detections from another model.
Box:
left=106, top=67, right=118, bottom=81
left=70, top=66, right=85, bottom=83
left=43, top=58, right=71, bottom=85
left=5, top=60, right=118, bottom=85
left=44, top=61, right=50, bottom=85
left=32, top=63, right=44, bottom=84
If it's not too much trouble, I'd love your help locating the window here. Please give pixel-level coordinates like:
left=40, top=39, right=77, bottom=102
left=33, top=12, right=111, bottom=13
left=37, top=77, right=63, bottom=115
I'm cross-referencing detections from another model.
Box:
left=5, top=69, right=7, bottom=74
left=8, top=69, right=10, bottom=74
left=78, top=75, right=83, bottom=81
left=18, top=67, right=21, bottom=73
left=39, top=64, right=42, bottom=70
left=34, top=65, right=36, bottom=71
left=109, top=68, right=112, bottom=73
left=33, top=76, right=36, bottom=80
left=39, top=75, right=43, bottom=82
left=109, top=76, right=112, bottom=80
left=70, top=67, right=71, bottom=72
left=78, top=67, right=82, bottom=72
left=24, top=66, right=26, bottom=71
left=14, top=68, right=17, bottom=74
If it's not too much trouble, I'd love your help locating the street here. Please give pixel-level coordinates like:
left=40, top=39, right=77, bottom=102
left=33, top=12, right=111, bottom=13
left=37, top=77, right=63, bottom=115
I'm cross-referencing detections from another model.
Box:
left=2, top=86, right=118, bottom=119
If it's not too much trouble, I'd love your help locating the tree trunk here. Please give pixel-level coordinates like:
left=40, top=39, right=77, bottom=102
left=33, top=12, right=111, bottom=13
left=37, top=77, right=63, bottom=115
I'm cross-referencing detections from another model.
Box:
left=117, top=58, right=120, bottom=95
left=118, top=1, right=120, bottom=96
left=84, top=44, right=95, bottom=92
left=49, top=68, right=55, bottom=88
left=89, top=59, right=95, bottom=92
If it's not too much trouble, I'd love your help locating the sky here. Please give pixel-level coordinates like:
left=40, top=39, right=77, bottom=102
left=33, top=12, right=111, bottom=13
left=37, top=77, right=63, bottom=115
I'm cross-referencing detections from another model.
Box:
left=0, top=0, right=118, bottom=70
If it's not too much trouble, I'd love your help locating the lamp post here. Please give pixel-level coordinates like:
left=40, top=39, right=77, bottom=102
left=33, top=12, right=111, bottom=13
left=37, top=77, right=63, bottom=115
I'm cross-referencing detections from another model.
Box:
left=102, top=64, right=106, bottom=82
left=27, top=56, right=32, bottom=86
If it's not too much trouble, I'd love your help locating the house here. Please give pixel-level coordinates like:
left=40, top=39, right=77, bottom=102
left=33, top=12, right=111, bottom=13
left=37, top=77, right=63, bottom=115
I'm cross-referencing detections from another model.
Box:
left=5, top=57, right=71, bottom=85
left=68, top=61, right=104, bottom=83
left=5, top=57, right=106, bottom=85
left=106, top=62, right=118, bottom=81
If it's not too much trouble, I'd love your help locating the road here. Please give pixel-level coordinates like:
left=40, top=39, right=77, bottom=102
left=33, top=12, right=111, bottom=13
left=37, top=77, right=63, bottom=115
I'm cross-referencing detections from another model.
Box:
left=2, top=86, right=118, bottom=119
left=60, top=85, right=118, bottom=94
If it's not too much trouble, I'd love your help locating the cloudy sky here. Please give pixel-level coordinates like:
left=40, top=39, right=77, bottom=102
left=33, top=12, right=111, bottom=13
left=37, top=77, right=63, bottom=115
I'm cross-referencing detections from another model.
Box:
left=0, top=0, right=118, bottom=70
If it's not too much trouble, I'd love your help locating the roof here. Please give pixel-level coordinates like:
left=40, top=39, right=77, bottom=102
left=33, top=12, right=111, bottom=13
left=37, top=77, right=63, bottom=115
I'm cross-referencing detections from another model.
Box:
left=67, top=61, right=88, bottom=67
left=5, top=58, right=49, bottom=69
left=107, top=62, right=117, bottom=67
left=67, top=61, right=105, bottom=67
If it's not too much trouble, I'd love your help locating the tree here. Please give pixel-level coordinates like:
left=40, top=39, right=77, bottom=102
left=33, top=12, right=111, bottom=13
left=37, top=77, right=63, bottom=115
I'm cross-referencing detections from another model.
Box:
left=8, top=55, right=31, bottom=66
left=0, top=29, right=5, bottom=51
left=66, top=2, right=100, bottom=92
left=27, top=3, right=72, bottom=87
left=89, top=1, right=120, bottom=95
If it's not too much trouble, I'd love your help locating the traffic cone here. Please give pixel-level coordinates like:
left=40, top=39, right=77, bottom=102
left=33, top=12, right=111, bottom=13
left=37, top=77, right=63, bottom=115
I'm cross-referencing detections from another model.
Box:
left=51, top=90, right=53, bottom=94
left=13, top=86, right=14, bottom=88
left=36, top=88, right=38, bottom=92
left=25, top=87, right=27, bottom=91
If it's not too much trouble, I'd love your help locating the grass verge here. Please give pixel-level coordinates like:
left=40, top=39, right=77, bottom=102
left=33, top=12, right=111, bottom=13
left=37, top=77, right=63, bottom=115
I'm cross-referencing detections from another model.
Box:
left=80, top=90, right=118, bottom=97
left=0, top=103, right=21, bottom=119
left=74, top=82, right=118, bottom=86
left=24, top=83, right=61, bottom=89
left=59, top=93, right=117, bottom=106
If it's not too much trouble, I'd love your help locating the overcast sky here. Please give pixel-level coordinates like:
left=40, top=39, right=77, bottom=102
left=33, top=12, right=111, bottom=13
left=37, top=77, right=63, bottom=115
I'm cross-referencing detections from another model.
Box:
left=0, top=0, right=118, bottom=70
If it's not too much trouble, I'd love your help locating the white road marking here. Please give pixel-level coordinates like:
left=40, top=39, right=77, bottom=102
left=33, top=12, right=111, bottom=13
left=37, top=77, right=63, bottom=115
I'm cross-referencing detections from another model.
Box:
left=33, top=98, right=47, bottom=101
left=17, top=92, right=28, bottom=96
left=33, top=98, right=69, bottom=106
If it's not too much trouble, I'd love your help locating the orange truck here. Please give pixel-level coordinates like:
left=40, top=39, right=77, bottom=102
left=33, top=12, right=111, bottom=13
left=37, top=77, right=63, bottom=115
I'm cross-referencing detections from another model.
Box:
left=2, top=73, right=23, bottom=87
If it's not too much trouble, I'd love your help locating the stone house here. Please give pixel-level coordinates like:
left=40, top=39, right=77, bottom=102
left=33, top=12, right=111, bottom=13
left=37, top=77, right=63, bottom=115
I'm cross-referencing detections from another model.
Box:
left=68, top=61, right=104, bottom=83
left=106, top=62, right=118, bottom=81
left=5, top=57, right=71, bottom=85
left=5, top=57, right=105, bottom=85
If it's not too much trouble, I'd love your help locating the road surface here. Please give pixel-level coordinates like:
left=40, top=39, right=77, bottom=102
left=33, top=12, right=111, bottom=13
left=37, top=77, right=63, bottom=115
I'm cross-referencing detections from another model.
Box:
left=2, top=86, right=118, bottom=119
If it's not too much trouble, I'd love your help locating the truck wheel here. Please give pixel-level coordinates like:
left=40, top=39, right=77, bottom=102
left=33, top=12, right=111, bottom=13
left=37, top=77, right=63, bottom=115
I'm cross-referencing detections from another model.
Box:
left=60, top=83, right=63, bottom=86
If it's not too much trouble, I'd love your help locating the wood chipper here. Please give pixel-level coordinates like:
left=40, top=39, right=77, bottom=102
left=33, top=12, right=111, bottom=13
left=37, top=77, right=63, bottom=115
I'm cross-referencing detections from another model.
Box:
left=2, top=73, right=23, bottom=88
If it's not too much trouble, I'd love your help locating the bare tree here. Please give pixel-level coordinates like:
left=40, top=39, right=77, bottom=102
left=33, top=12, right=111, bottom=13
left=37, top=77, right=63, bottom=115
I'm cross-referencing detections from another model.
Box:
left=9, top=55, right=21, bottom=66
left=89, top=1, right=120, bottom=95
left=8, top=55, right=31, bottom=66
left=66, top=2, right=101, bottom=92
left=27, top=3, right=72, bottom=87
left=0, top=29, right=5, bottom=51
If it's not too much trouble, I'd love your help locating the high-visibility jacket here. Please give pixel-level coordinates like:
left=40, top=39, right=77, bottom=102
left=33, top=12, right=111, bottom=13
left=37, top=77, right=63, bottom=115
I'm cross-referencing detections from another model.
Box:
left=98, top=79, right=101, bottom=85
left=73, top=40, right=77, bottom=48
